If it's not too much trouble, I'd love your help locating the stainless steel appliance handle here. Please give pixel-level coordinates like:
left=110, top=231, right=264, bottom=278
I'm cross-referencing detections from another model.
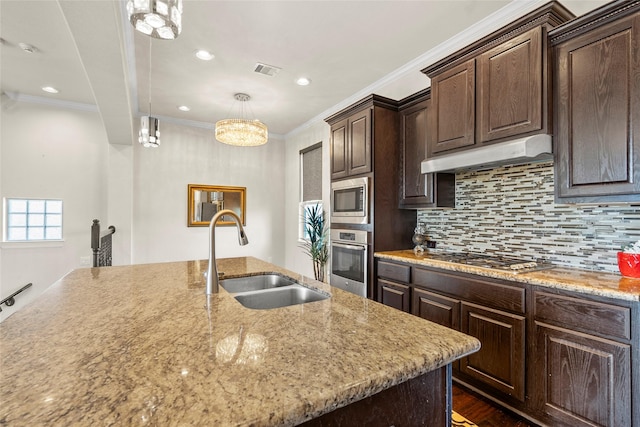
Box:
left=332, top=242, right=366, bottom=251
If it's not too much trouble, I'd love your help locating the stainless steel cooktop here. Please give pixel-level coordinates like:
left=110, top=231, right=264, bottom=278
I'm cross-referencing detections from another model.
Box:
left=425, top=252, right=555, bottom=274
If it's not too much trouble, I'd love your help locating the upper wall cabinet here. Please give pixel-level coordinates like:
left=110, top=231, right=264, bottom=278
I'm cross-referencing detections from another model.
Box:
left=422, top=2, right=573, bottom=158
left=550, top=0, right=640, bottom=203
left=398, top=89, right=455, bottom=209
left=477, top=27, right=543, bottom=143
left=428, top=59, right=476, bottom=155
left=328, top=108, right=372, bottom=180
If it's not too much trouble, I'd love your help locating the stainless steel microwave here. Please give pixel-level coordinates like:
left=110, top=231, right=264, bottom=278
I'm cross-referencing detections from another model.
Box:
left=331, top=177, right=368, bottom=224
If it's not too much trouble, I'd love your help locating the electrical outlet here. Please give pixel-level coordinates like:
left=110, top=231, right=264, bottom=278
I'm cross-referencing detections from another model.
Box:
left=425, top=240, right=437, bottom=249
left=80, top=256, right=91, bottom=267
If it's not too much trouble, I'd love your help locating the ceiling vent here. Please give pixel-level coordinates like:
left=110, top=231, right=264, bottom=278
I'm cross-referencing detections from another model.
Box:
left=254, top=63, right=281, bottom=77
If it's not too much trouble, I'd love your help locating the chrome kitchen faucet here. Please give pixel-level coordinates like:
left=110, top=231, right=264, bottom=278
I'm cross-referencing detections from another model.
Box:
left=206, top=209, right=248, bottom=294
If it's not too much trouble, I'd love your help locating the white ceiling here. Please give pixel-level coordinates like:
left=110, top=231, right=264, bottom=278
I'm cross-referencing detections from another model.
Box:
left=1, top=0, right=610, bottom=142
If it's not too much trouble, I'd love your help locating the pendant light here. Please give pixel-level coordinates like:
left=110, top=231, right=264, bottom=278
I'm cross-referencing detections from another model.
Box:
left=139, top=38, right=160, bottom=148
left=127, top=0, right=183, bottom=40
left=215, top=93, right=268, bottom=147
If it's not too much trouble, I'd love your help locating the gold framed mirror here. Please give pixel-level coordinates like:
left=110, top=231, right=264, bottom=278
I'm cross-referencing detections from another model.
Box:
left=187, top=184, right=246, bottom=227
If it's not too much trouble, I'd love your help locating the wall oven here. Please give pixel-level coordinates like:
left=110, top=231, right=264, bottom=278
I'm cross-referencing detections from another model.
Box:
left=330, top=229, right=369, bottom=297
left=330, top=177, right=368, bottom=224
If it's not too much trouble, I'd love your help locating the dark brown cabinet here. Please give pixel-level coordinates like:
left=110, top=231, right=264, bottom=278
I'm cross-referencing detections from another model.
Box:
left=422, top=3, right=572, bottom=159
left=375, top=256, right=640, bottom=426
left=326, top=96, right=416, bottom=300
left=377, top=260, right=411, bottom=312
left=531, top=288, right=634, bottom=426
left=330, top=109, right=371, bottom=180
left=551, top=2, right=640, bottom=203
left=377, top=279, right=411, bottom=313
left=428, top=59, right=476, bottom=156
left=398, top=90, right=455, bottom=209
left=412, top=287, right=460, bottom=330
left=460, top=302, right=526, bottom=402
left=477, top=27, right=544, bottom=143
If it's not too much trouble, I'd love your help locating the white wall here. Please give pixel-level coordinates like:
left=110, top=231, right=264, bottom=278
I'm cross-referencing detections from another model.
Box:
left=0, top=101, right=109, bottom=322
left=132, top=121, right=286, bottom=266
left=0, top=103, right=287, bottom=322
left=283, top=121, right=330, bottom=278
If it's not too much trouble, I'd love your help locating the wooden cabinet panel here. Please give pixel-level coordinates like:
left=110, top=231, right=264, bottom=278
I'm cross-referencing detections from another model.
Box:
left=429, top=59, right=476, bottom=155
left=412, top=267, right=526, bottom=314
left=329, top=109, right=371, bottom=180
left=401, top=99, right=432, bottom=203
left=399, top=95, right=455, bottom=209
left=554, top=12, right=640, bottom=201
left=534, top=322, right=632, bottom=427
left=330, top=119, right=348, bottom=180
left=412, top=287, right=460, bottom=330
left=460, top=302, right=526, bottom=402
left=348, top=112, right=371, bottom=176
left=377, top=279, right=411, bottom=313
left=477, top=27, right=543, bottom=143
left=534, top=290, right=631, bottom=340
left=377, top=261, right=410, bottom=283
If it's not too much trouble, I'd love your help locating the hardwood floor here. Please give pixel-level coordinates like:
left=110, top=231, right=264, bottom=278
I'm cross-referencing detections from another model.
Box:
left=453, top=384, right=536, bottom=427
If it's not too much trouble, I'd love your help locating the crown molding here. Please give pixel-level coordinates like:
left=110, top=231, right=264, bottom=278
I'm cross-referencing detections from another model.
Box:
left=286, top=0, right=549, bottom=139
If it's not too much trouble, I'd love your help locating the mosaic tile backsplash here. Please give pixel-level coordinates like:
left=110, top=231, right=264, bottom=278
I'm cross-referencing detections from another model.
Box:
left=416, top=161, right=640, bottom=273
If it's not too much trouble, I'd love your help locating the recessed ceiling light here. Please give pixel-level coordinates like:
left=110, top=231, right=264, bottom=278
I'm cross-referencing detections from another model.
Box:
left=195, top=50, right=214, bottom=61
left=296, top=77, right=311, bottom=86
left=177, top=105, right=190, bottom=112
left=41, top=86, right=59, bottom=94
left=18, top=42, right=37, bottom=53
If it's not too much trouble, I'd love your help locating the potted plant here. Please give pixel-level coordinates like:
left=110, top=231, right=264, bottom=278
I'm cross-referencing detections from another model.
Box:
left=618, top=240, right=640, bottom=278
left=299, top=203, right=329, bottom=282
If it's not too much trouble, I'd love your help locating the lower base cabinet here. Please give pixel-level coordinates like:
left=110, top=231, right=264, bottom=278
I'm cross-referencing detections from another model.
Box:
left=412, top=287, right=460, bottom=330
left=533, top=322, right=631, bottom=426
left=375, top=258, right=639, bottom=426
left=377, top=279, right=411, bottom=313
left=460, top=302, right=526, bottom=403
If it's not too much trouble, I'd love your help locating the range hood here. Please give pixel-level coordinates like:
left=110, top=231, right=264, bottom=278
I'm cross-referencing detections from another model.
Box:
left=421, top=134, right=553, bottom=174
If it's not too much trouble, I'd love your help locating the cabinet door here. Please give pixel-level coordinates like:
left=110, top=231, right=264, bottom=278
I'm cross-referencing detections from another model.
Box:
left=460, top=302, right=526, bottom=402
left=377, top=279, right=410, bottom=313
left=400, top=99, right=433, bottom=207
left=347, top=109, right=372, bottom=176
left=477, top=27, right=543, bottom=143
left=534, top=322, right=631, bottom=427
left=555, top=13, right=640, bottom=201
left=399, top=99, right=456, bottom=209
left=412, top=287, right=460, bottom=330
left=330, top=118, right=348, bottom=180
left=429, top=59, right=476, bottom=156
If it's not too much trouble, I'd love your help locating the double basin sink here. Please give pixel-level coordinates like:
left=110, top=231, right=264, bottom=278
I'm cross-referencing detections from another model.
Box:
left=220, top=274, right=329, bottom=310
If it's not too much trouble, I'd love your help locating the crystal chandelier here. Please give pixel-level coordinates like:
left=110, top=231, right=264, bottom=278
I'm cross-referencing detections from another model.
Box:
left=127, top=0, right=183, bottom=40
left=215, top=94, right=268, bottom=147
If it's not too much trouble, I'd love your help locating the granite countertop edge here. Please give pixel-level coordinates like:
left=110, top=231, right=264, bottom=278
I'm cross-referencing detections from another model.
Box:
left=375, top=250, right=640, bottom=302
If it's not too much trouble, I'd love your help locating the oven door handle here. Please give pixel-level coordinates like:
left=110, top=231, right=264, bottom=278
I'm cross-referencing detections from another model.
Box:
left=332, top=242, right=366, bottom=251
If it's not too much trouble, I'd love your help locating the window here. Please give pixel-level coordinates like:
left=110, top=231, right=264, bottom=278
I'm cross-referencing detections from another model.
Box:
left=4, top=198, right=63, bottom=241
left=299, top=143, right=323, bottom=241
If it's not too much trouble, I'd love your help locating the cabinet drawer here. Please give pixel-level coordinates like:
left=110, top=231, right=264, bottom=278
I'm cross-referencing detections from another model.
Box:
left=533, top=290, right=631, bottom=341
left=413, top=267, right=525, bottom=314
left=377, top=279, right=411, bottom=313
left=377, top=261, right=411, bottom=283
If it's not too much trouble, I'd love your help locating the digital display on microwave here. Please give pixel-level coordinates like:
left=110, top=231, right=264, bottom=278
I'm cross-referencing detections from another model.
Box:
left=334, top=187, right=364, bottom=213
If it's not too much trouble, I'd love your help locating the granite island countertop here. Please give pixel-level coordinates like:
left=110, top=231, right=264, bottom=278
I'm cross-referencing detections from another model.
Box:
left=0, top=257, right=480, bottom=426
left=376, top=250, right=640, bottom=302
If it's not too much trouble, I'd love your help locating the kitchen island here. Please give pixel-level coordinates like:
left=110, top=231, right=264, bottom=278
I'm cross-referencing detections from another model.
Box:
left=0, top=257, right=480, bottom=426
